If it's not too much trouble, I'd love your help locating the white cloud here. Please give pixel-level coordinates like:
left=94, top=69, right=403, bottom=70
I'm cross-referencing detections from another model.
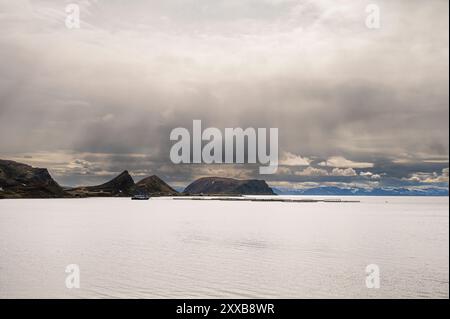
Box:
left=360, top=171, right=381, bottom=180
left=295, top=166, right=329, bottom=176
left=331, top=167, right=357, bottom=176
left=318, top=156, right=374, bottom=168
left=408, top=175, right=422, bottom=183
left=370, top=174, right=381, bottom=180
left=269, top=181, right=321, bottom=189
left=405, top=168, right=449, bottom=183
left=360, top=171, right=373, bottom=177
left=293, top=166, right=364, bottom=177
left=280, top=152, right=311, bottom=166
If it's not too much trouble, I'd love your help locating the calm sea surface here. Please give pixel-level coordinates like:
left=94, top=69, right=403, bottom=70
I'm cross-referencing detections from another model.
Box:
left=0, top=196, right=448, bottom=298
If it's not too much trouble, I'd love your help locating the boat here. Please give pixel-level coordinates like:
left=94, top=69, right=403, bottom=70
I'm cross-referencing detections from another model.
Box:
left=131, top=193, right=150, bottom=200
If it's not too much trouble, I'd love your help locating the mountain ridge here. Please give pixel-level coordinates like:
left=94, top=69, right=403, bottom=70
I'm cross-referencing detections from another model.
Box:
left=1, top=159, right=179, bottom=198
left=2, top=159, right=446, bottom=198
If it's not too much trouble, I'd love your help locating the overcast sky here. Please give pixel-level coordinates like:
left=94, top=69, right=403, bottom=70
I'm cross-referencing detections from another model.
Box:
left=0, top=0, right=448, bottom=189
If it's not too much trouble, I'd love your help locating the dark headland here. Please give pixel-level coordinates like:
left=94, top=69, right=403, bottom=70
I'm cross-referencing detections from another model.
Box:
left=0, top=159, right=65, bottom=198
left=0, top=160, right=179, bottom=199
left=183, top=177, right=275, bottom=196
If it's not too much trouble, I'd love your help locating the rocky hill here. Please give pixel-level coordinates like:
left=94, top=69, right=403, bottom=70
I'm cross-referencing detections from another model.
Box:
left=135, top=175, right=178, bottom=196
left=0, top=160, right=65, bottom=198
left=67, top=171, right=179, bottom=197
left=184, top=177, right=275, bottom=195
left=67, top=170, right=136, bottom=197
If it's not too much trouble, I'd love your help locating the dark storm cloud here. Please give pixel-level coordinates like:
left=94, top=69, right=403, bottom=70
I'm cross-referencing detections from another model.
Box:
left=0, top=0, right=448, bottom=187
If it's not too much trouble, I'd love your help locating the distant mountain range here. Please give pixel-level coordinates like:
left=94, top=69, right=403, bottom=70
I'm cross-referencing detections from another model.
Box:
left=272, top=186, right=449, bottom=196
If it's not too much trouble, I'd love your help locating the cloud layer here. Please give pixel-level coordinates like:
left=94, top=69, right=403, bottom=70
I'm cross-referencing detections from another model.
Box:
left=0, top=0, right=448, bottom=188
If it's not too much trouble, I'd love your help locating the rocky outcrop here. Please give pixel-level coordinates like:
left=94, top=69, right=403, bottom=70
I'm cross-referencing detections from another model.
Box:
left=135, top=175, right=178, bottom=196
left=0, top=160, right=65, bottom=198
left=183, top=177, right=275, bottom=195
left=67, top=171, right=179, bottom=197
left=67, top=170, right=136, bottom=197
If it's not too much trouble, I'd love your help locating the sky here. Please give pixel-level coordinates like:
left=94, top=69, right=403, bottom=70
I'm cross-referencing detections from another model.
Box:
left=0, top=0, right=448, bottom=190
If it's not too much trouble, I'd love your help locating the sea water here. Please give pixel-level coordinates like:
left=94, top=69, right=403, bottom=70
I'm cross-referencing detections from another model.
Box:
left=0, top=196, right=448, bottom=298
